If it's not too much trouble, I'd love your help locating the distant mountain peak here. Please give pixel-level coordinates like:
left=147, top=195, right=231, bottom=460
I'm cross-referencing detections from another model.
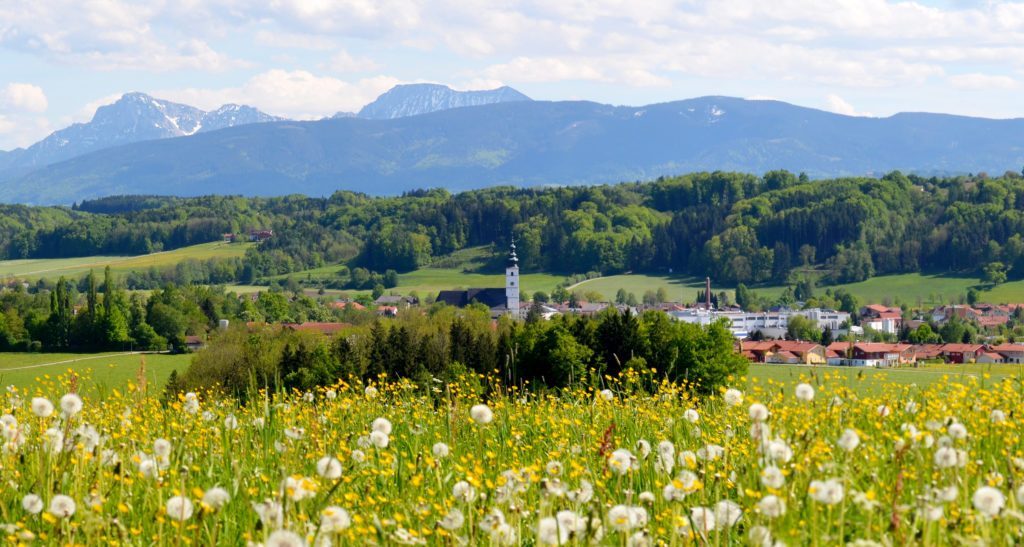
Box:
left=0, top=93, right=283, bottom=176
left=357, top=83, right=531, bottom=119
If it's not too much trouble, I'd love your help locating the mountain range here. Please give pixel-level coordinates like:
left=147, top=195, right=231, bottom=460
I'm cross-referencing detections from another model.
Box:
left=1, top=86, right=1023, bottom=205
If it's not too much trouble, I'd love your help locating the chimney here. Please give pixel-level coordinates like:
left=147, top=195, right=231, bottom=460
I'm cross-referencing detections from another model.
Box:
left=705, top=277, right=711, bottom=309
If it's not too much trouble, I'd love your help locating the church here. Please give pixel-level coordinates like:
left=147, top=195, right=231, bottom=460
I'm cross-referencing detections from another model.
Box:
left=435, top=240, right=521, bottom=318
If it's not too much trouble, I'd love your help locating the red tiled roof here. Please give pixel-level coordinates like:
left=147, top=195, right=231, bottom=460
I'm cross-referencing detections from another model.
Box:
left=855, top=343, right=912, bottom=353
left=981, top=352, right=1003, bottom=360
left=940, top=344, right=984, bottom=352
left=329, top=301, right=366, bottom=310
left=991, top=344, right=1024, bottom=353
left=978, top=316, right=1009, bottom=327
left=826, top=350, right=840, bottom=358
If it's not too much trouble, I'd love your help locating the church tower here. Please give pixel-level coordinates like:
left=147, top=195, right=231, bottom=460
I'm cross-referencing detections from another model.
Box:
left=505, top=238, right=520, bottom=317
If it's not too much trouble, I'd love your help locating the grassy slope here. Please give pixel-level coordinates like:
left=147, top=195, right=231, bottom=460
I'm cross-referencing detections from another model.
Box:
left=0, top=352, right=191, bottom=393
left=573, top=272, right=1024, bottom=305
left=0, top=241, right=253, bottom=281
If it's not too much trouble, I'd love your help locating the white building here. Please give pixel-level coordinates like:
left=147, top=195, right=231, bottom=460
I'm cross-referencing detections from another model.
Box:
left=668, top=307, right=851, bottom=338
left=505, top=239, right=520, bottom=317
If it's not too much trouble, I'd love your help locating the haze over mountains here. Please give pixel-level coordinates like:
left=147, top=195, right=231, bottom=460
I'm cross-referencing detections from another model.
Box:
left=1, top=84, right=1023, bottom=205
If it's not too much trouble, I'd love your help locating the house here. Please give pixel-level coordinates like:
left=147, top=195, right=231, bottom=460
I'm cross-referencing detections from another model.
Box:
left=990, top=344, right=1024, bottom=363
left=376, top=305, right=399, bottom=317
left=910, top=344, right=945, bottom=361
left=825, top=349, right=843, bottom=365
left=249, top=230, right=274, bottom=242
left=939, top=343, right=985, bottom=364
left=850, top=343, right=915, bottom=367
left=184, top=335, right=206, bottom=352
left=977, top=351, right=1004, bottom=364
left=739, top=340, right=826, bottom=365
left=977, top=316, right=1009, bottom=331
left=374, top=295, right=418, bottom=307
left=435, top=241, right=521, bottom=318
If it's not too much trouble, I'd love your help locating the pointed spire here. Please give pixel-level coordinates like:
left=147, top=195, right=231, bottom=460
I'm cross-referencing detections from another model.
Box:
left=507, top=235, right=518, bottom=266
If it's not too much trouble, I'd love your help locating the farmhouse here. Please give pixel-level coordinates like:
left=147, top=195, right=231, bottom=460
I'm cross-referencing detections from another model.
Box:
left=939, top=343, right=985, bottom=364
left=991, top=343, right=1024, bottom=363
left=436, top=241, right=521, bottom=318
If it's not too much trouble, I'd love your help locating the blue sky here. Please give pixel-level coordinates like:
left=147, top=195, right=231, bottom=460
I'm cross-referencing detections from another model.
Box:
left=1, top=0, right=1023, bottom=150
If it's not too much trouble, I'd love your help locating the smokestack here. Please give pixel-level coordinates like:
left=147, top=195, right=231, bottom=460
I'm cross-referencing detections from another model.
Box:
left=705, top=277, right=711, bottom=309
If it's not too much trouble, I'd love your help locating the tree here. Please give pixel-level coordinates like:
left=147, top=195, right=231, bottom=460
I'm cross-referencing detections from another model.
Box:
left=533, top=291, right=549, bottom=304
left=371, top=284, right=385, bottom=300
left=967, top=288, right=979, bottom=306
left=820, top=326, right=834, bottom=346
left=642, top=290, right=658, bottom=306
left=983, top=261, right=1008, bottom=285
left=655, top=287, right=669, bottom=305
left=615, top=288, right=628, bottom=305
left=786, top=315, right=820, bottom=341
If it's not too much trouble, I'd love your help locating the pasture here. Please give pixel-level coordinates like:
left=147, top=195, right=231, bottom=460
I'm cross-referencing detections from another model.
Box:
left=0, top=241, right=252, bottom=281
left=0, top=352, right=191, bottom=393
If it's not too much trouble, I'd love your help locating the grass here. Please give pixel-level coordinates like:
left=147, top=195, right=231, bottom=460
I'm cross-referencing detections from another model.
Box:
left=7, top=368, right=1024, bottom=544
left=0, top=352, right=191, bottom=393
left=566, top=272, right=1024, bottom=306
left=570, top=274, right=707, bottom=302
left=747, top=362, right=1022, bottom=395
left=0, top=241, right=253, bottom=281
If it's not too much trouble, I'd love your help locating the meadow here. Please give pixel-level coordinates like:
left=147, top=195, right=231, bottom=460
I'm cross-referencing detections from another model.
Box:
left=0, top=352, right=190, bottom=393
left=4, top=366, right=1024, bottom=545
left=0, top=242, right=252, bottom=282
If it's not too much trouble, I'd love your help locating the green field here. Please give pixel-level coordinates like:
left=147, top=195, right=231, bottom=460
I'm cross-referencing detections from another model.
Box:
left=0, top=241, right=253, bottom=281
left=0, top=352, right=191, bottom=393
left=746, top=362, right=1022, bottom=395
left=570, top=272, right=1024, bottom=306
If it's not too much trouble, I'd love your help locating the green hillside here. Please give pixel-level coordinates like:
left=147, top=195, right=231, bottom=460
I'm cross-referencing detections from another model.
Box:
left=0, top=241, right=252, bottom=281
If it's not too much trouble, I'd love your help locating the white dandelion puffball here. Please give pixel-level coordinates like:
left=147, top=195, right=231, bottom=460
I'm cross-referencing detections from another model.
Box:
left=599, top=389, right=614, bottom=402
left=439, top=507, right=464, bottom=531
left=316, top=456, right=343, bottom=479
left=757, top=495, right=786, bottom=518
left=371, top=417, right=393, bottom=435
left=683, top=408, right=699, bottom=423
left=948, top=422, right=968, bottom=440
left=470, top=404, right=494, bottom=425
left=795, top=383, right=815, bottom=402
left=202, top=487, right=231, bottom=510
left=877, top=405, right=891, bottom=417
left=991, top=409, right=1006, bottom=423
left=166, top=496, right=194, bottom=521
left=265, top=530, right=306, bottom=547
left=452, top=480, right=477, bottom=503
left=689, top=507, right=716, bottom=534
left=321, top=506, right=352, bottom=533
left=809, top=479, right=844, bottom=505
left=224, top=414, right=238, bottom=430
left=432, top=442, right=450, bottom=458
left=973, top=486, right=1006, bottom=517
left=350, top=449, right=366, bottom=463
left=748, top=403, right=769, bottom=422
left=49, top=495, right=76, bottom=518
left=723, top=388, right=743, bottom=406
left=608, top=448, right=636, bottom=475
left=22, top=494, right=43, bottom=514
left=154, top=438, right=172, bottom=458
left=838, top=429, right=861, bottom=452
left=31, top=397, right=54, bottom=418
left=364, top=385, right=378, bottom=399
left=934, top=446, right=962, bottom=468
left=713, top=500, right=742, bottom=529
left=325, top=389, right=337, bottom=400
left=60, top=394, right=83, bottom=417
left=369, top=430, right=389, bottom=449
left=760, top=465, right=785, bottom=489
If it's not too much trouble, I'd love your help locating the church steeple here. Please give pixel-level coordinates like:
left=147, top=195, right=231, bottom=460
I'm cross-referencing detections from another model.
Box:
left=505, top=236, right=520, bottom=317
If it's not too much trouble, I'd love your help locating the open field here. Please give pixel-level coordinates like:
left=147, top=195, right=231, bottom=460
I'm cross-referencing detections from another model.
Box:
left=7, top=368, right=1024, bottom=544
left=0, top=352, right=191, bottom=393
left=747, top=362, right=1021, bottom=395
left=0, top=241, right=252, bottom=281
left=572, top=272, right=1024, bottom=306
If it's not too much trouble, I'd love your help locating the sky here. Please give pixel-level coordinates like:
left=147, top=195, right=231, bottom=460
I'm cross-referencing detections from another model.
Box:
left=1, top=0, right=1023, bottom=150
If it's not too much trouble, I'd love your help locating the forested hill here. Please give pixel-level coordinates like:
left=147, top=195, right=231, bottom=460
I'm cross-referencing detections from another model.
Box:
left=3, top=171, right=1024, bottom=290
left=4, top=96, right=1024, bottom=204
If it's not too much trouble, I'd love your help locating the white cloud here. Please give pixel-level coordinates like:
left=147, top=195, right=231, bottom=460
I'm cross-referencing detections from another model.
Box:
left=324, top=50, right=381, bottom=73
left=825, top=94, right=858, bottom=116
left=949, top=73, right=1018, bottom=90
left=1, top=83, right=48, bottom=112
left=157, top=69, right=401, bottom=119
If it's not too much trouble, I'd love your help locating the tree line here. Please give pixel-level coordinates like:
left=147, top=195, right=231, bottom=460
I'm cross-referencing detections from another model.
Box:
left=173, top=305, right=748, bottom=398
left=5, top=171, right=1024, bottom=288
